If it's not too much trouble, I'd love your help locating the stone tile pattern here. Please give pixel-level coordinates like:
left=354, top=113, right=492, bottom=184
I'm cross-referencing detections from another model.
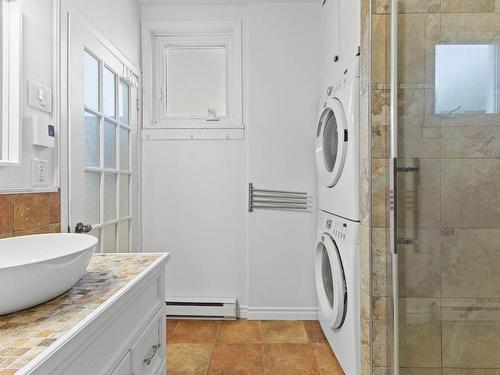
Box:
left=166, top=319, right=345, bottom=375
left=0, top=192, right=61, bottom=239
left=369, top=0, right=500, bottom=373
left=359, top=1, right=373, bottom=374
left=0, top=254, right=163, bottom=373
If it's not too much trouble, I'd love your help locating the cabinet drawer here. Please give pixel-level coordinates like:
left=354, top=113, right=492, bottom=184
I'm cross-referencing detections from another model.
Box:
left=155, top=360, right=166, bottom=375
left=111, top=351, right=131, bottom=375
left=131, top=308, right=166, bottom=375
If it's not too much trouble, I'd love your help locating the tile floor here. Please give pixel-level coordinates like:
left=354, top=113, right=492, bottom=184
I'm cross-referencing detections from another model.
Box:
left=166, top=319, right=345, bottom=375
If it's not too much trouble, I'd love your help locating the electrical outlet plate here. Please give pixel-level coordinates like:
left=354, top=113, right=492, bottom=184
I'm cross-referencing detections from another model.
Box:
left=32, top=159, right=48, bottom=186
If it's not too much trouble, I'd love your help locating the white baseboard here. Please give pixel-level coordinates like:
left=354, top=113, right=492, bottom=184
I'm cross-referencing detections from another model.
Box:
left=238, top=306, right=319, bottom=320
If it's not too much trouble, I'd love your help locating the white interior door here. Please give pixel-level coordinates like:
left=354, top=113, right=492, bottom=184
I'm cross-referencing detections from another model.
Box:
left=67, top=13, right=138, bottom=253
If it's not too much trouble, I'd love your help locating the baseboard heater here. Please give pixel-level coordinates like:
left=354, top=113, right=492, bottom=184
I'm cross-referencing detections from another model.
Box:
left=166, top=297, right=237, bottom=320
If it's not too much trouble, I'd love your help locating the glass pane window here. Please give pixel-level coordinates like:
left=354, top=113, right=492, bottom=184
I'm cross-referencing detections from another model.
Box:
left=84, top=112, right=99, bottom=167
left=103, top=173, right=116, bottom=222
left=120, top=128, right=129, bottom=171
left=84, top=51, right=99, bottom=110
left=103, top=67, right=116, bottom=117
left=88, top=228, right=101, bottom=253
left=84, top=172, right=100, bottom=224
left=118, top=81, right=129, bottom=124
left=101, top=224, right=116, bottom=253
left=81, top=48, right=135, bottom=255
left=166, top=46, right=227, bottom=118
left=435, top=44, right=500, bottom=114
left=119, top=174, right=129, bottom=218
left=104, top=120, right=116, bottom=169
left=118, top=220, right=130, bottom=252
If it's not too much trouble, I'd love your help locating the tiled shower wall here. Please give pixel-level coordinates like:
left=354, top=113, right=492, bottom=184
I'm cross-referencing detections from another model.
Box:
left=366, top=0, right=500, bottom=374
left=359, top=0, right=372, bottom=373
left=0, top=192, right=61, bottom=238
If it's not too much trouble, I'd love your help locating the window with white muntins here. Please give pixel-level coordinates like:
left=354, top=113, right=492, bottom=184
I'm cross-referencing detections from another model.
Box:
left=150, top=22, right=243, bottom=129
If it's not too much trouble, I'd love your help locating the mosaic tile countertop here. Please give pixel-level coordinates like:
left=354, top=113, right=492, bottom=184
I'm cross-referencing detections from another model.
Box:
left=0, top=253, right=165, bottom=374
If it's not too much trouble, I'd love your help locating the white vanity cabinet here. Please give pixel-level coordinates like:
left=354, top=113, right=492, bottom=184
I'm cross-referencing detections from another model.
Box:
left=19, top=254, right=169, bottom=375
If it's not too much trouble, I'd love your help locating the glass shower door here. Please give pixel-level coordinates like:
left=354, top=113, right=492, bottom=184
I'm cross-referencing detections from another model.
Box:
left=390, top=0, right=500, bottom=373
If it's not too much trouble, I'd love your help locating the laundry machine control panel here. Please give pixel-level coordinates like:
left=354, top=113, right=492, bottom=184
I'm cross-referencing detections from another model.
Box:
left=318, top=211, right=359, bottom=246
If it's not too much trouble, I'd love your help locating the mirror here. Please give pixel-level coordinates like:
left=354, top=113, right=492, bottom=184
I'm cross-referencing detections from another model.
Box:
left=435, top=44, right=500, bottom=115
left=0, top=0, right=22, bottom=165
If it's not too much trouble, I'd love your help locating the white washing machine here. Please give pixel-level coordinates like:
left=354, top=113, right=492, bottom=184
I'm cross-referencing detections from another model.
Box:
left=316, top=56, right=360, bottom=221
left=315, top=210, right=360, bottom=375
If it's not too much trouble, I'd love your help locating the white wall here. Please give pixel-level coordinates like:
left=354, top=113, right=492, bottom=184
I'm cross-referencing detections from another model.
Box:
left=142, top=141, right=248, bottom=305
left=141, top=5, right=250, bottom=308
left=141, top=3, right=322, bottom=317
left=0, top=0, right=141, bottom=191
left=247, top=3, right=321, bottom=316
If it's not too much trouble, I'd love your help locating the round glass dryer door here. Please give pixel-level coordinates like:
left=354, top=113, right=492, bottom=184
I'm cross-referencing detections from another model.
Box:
left=315, top=99, right=348, bottom=188
left=315, top=233, right=347, bottom=329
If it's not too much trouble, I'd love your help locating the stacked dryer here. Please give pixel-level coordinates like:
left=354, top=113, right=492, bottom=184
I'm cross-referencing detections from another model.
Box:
left=314, top=44, right=362, bottom=375
left=315, top=55, right=361, bottom=375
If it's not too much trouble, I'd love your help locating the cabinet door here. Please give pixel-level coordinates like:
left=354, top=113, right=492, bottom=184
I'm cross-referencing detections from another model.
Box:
left=323, top=0, right=341, bottom=81
left=131, top=309, right=166, bottom=375
left=111, top=352, right=132, bottom=375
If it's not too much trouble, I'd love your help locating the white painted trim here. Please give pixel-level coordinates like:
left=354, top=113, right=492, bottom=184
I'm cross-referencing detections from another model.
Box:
left=237, top=304, right=248, bottom=318
left=0, top=187, right=59, bottom=195
left=59, top=0, right=69, bottom=233
left=0, top=0, right=22, bottom=165
left=245, top=306, right=319, bottom=320
left=53, top=0, right=61, bottom=189
left=142, top=128, right=245, bottom=141
left=139, top=0, right=319, bottom=4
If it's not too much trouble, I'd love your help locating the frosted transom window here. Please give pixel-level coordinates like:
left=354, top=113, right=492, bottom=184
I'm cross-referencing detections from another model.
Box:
left=166, top=46, right=227, bottom=119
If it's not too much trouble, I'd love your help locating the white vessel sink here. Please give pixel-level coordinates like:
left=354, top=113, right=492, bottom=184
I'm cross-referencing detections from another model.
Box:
left=0, top=233, right=97, bottom=315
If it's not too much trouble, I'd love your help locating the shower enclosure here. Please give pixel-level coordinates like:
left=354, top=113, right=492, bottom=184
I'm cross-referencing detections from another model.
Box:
left=388, top=0, right=500, bottom=373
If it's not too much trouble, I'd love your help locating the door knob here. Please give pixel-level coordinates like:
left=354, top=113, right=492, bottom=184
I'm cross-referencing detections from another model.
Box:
left=75, top=222, right=92, bottom=233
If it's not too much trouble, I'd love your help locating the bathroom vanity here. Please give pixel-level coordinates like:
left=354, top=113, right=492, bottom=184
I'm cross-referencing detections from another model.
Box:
left=0, top=253, right=169, bottom=375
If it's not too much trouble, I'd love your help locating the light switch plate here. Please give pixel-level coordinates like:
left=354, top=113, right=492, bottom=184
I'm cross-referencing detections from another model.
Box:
left=28, top=81, right=52, bottom=114
left=32, top=159, right=49, bottom=186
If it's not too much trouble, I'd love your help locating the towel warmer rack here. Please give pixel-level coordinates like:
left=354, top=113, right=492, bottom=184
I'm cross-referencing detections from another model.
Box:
left=248, top=183, right=310, bottom=212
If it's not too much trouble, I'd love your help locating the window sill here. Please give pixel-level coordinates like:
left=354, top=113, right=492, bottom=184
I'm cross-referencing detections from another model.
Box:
left=142, top=128, right=245, bottom=141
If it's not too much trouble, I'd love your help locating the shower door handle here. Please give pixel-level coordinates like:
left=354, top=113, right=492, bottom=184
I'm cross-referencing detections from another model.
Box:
left=390, top=158, right=398, bottom=255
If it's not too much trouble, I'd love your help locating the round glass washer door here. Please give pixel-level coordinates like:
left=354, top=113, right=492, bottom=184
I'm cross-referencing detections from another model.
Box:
left=315, top=233, right=347, bottom=329
left=315, top=99, right=348, bottom=188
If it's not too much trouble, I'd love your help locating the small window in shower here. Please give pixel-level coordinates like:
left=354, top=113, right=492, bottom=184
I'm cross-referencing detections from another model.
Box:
left=434, top=44, right=500, bottom=115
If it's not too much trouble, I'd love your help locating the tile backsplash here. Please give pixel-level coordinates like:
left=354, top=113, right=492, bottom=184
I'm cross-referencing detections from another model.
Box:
left=0, top=192, right=61, bottom=238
